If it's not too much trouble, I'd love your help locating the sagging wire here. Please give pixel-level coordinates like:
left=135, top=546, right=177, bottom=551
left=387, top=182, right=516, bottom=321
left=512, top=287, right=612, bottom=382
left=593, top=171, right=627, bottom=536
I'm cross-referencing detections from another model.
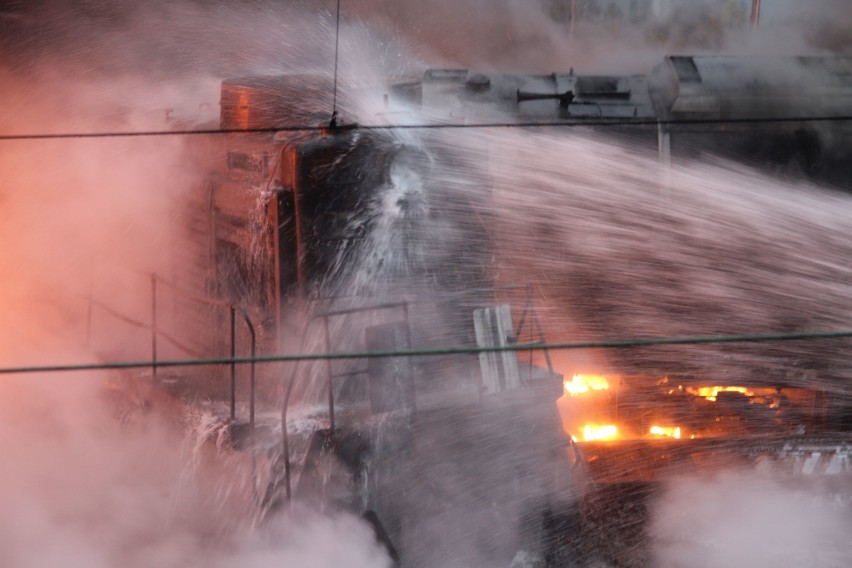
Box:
left=3, top=328, right=852, bottom=376
left=329, top=0, right=342, bottom=129
left=2, top=114, right=852, bottom=141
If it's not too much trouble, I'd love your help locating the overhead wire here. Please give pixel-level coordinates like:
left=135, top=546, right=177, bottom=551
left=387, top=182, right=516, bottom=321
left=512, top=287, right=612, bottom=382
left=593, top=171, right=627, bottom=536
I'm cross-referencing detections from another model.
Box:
left=2, top=328, right=852, bottom=376
left=1, top=114, right=852, bottom=141
left=329, top=0, right=342, bottom=128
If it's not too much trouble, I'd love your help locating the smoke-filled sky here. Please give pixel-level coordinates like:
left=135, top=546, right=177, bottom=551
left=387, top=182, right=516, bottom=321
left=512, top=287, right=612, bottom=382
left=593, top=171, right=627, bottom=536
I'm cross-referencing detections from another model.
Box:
left=1, top=0, right=850, bottom=77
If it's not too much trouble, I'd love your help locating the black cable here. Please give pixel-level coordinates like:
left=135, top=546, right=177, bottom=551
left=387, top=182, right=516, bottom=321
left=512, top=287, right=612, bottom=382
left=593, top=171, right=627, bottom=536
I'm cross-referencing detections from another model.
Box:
left=330, top=0, right=342, bottom=128
left=2, top=114, right=852, bottom=141
left=3, top=329, right=852, bottom=376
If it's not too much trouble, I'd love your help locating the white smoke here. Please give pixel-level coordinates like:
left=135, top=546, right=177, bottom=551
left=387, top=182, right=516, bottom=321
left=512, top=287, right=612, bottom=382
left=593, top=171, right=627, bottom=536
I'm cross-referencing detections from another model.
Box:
left=0, top=4, right=400, bottom=567
left=651, top=471, right=852, bottom=567
left=2, top=2, right=851, bottom=567
left=0, top=369, right=392, bottom=568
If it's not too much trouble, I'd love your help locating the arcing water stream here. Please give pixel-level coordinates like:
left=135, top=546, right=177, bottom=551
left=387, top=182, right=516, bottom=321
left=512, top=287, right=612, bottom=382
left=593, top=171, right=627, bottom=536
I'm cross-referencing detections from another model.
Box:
left=260, top=118, right=852, bottom=566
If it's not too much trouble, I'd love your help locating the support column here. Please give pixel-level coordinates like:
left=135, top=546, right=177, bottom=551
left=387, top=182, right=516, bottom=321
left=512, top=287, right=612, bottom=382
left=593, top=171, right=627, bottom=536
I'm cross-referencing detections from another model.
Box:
left=750, top=0, right=761, bottom=29
left=657, top=121, right=672, bottom=198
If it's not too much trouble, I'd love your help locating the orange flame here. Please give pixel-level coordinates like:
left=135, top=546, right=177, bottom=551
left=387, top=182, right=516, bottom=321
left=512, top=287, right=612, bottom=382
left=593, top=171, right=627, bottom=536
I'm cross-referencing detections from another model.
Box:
left=649, top=425, right=682, bottom=439
left=582, top=424, right=618, bottom=441
left=685, top=385, right=751, bottom=401
left=564, top=374, right=609, bottom=396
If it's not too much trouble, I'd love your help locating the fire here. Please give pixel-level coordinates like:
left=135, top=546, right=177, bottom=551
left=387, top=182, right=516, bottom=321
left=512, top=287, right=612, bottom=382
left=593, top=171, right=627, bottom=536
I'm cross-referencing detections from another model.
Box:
left=582, top=424, right=619, bottom=441
left=649, top=425, right=682, bottom=439
left=564, top=374, right=609, bottom=396
left=685, top=385, right=752, bottom=401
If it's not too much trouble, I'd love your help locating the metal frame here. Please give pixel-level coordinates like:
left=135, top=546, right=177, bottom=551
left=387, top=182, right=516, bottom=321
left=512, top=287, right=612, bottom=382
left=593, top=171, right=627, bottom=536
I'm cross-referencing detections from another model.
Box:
left=279, top=301, right=411, bottom=503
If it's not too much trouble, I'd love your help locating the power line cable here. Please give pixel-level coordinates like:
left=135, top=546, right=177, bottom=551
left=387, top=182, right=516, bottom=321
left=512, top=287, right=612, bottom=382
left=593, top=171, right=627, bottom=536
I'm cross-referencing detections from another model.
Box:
left=2, top=114, right=852, bottom=142
left=329, top=0, right=342, bottom=128
left=3, top=329, right=852, bottom=376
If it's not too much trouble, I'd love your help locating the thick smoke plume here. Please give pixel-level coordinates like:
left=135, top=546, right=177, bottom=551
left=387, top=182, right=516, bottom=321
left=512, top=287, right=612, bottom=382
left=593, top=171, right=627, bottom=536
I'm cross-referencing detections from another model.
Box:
left=348, top=0, right=852, bottom=73
left=0, top=3, right=396, bottom=567
left=0, top=370, right=391, bottom=567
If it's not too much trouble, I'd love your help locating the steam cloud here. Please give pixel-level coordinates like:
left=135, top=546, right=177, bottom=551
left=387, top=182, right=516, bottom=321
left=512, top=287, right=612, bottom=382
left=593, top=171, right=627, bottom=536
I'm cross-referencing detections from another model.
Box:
left=0, top=373, right=391, bottom=567
left=2, top=1, right=851, bottom=567
left=651, top=471, right=852, bottom=567
left=0, top=3, right=395, bottom=567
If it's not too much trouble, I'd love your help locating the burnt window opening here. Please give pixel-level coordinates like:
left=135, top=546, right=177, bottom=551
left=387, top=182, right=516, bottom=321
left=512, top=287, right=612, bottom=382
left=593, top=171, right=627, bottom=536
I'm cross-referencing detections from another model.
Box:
left=227, top=151, right=269, bottom=177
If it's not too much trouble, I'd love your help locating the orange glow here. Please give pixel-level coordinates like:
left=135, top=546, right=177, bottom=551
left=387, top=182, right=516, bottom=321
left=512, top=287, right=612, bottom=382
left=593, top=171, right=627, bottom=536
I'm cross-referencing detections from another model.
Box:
left=649, top=425, right=682, bottom=439
left=236, top=91, right=250, bottom=129
left=685, top=385, right=752, bottom=401
left=582, top=424, right=618, bottom=441
left=564, top=374, right=609, bottom=396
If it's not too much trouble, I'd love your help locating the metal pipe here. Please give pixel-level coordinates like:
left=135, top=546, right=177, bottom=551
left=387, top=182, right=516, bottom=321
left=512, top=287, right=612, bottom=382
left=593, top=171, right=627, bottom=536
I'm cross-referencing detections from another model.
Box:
left=282, top=375, right=293, bottom=503
left=240, top=308, right=257, bottom=428
left=230, top=306, right=236, bottom=421
left=750, top=0, right=761, bottom=29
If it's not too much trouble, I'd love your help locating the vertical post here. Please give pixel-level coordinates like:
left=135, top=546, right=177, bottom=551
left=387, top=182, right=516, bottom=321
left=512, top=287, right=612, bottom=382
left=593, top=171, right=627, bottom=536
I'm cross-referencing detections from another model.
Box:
left=402, top=303, right=416, bottom=414
left=240, top=309, right=257, bottom=429
left=85, top=282, right=93, bottom=349
left=533, top=309, right=554, bottom=375
left=750, top=0, right=761, bottom=29
left=249, top=336, right=256, bottom=429
left=657, top=121, right=672, bottom=198
left=527, top=288, right=533, bottom=382
left=230, top=306, right=236, bottom=421
left=87, top=256, right=96, bottom=349
left=270, top=190, right=282, bottom=350
left=402, top=303, right=413, bottom=357
left=282, top=371, right=293, bottom=502
left=615, top=376, right=620, bottom=421
left=151, top=274, right=158, bottom=384
left=569, top=0, right=575, bottom=41
left=282, top=389, right=292, bottom=502
left=324, top=316, right=334, bottom=433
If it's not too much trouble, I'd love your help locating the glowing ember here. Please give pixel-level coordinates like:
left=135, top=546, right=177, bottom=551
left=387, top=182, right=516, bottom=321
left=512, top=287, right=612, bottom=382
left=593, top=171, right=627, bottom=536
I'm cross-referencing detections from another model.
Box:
left=649, top=425, right=682, bottom=439
left=685, top=386, right=751, bottom=401
left=582, top=424, right=618, bottom=441
left=564, top=374, right=609, bottom=396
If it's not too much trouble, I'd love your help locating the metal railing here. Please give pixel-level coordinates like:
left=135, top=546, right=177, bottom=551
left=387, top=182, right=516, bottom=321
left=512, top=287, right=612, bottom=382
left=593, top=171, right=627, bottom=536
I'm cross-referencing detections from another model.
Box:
left=505, top=283, right=555, bottom=376
left=86, top=272, right=257, bottom=424
left=279, top=301, right=410, bottom=502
